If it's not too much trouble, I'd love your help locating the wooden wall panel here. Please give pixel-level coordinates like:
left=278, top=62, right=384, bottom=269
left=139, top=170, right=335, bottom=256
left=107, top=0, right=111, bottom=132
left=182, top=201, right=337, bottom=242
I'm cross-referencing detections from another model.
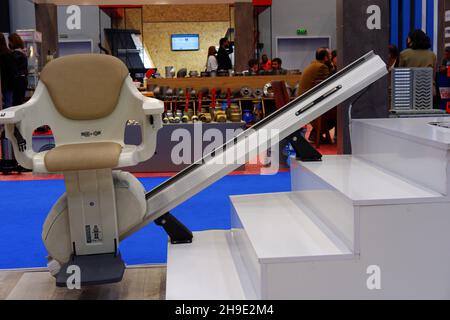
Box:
left=143, top=21, right=230, bottom=73
left=234, top=2, right=256, bottom=72
left=143, top=4, right=230, bottom=23
left=125, top=8, right=143, bottom=34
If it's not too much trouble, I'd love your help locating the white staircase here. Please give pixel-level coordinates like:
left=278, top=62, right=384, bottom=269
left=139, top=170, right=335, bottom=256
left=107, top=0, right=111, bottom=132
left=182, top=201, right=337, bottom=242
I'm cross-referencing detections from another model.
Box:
left=166, top=117, right=450, bottom=300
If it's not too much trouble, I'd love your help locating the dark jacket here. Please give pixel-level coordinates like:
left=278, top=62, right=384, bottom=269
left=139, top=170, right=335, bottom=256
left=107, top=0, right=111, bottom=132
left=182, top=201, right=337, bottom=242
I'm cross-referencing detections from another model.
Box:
left=217, top=46, right=233, bottom=71
left=0, top=51, right=16, bottom=92
left=11, top=50, right=28, bottom=78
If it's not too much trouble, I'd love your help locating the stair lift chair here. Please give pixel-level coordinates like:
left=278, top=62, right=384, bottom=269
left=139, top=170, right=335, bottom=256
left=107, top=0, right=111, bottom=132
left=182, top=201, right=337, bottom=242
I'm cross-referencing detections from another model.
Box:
left=0, top=54, right=163, bottom=286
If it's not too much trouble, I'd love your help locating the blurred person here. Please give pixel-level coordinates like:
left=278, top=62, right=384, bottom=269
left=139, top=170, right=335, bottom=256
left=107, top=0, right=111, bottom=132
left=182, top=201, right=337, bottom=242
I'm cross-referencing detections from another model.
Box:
left=245, top=58, right=259, bottom=74
left=399, top=30, right=437, bottom=99
left=388, top=44, right=400, bottom=71
left=299, top=49, right=334, bottom=144
left=217, top=37, right=233, bottom=71
left=330, top=50, right=338, bottom=74
left=8, top=33, right=28, bottom=106
left=270, top=57, right=287, bottom=74
left=260, top=54, right=272, bottom=71
left=399, top=29, right=436, bottom=71
left=299, top=49, right=330, bottom=95
left=0, top=34, right=14, bottom=109
left=439, top=47, right=450, bottom=74
left=206, top=46, right=218, bottom=72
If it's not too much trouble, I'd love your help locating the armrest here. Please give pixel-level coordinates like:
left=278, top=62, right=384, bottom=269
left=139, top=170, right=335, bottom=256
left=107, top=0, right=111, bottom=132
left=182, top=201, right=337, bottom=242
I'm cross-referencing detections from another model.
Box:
left=0, top=105, right=28, bottom=124
left=143, top=97, right=164, bottom=115
left=133, top=98, right=163, bottom=163
left=1, top=83, right=47, bottom=170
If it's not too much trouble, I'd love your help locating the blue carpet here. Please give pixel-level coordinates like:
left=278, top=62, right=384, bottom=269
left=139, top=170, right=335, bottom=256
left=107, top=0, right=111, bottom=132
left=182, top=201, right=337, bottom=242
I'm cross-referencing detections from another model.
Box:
left=0, top=173, right=291, bottom=269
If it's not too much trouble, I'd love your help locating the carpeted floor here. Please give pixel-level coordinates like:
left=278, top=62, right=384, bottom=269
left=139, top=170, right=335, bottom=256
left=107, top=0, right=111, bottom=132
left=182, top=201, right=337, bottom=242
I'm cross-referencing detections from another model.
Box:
left=0, top=173, right=291, bottom=269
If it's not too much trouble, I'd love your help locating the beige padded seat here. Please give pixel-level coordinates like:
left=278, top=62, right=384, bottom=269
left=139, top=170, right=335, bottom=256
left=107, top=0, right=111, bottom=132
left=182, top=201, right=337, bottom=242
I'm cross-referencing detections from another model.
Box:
left=40, top=54, right=129, bottom=121
left=44, top=142, right=123, bottom=172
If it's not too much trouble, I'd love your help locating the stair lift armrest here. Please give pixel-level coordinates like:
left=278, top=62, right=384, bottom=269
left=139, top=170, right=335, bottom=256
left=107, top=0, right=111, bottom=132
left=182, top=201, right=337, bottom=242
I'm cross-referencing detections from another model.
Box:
left=0, top=105, right=27, bottom=124
left=143, top=97, right=164, bottom=116
left=135, top=97, right=164, bottom=163
left=0, top=84, right=47, bottom=169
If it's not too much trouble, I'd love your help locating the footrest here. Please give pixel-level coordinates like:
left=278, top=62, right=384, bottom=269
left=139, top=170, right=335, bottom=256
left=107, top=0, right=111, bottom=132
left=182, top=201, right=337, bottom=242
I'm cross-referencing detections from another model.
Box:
left=55, top=253, right=125, bottom=287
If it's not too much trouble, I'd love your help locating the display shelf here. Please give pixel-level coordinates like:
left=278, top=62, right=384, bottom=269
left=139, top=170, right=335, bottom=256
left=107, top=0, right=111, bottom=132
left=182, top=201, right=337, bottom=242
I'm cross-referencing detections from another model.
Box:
left=147, top=74, right=302, bottom=91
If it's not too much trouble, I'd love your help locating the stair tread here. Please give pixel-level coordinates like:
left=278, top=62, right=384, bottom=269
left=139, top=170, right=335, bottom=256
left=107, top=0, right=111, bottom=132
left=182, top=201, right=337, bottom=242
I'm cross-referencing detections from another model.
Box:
left=298, top=155, right=443, bottom=205
left=166, top=230, right=250, bottom=300
left=231, top=192, right=353, bottom=263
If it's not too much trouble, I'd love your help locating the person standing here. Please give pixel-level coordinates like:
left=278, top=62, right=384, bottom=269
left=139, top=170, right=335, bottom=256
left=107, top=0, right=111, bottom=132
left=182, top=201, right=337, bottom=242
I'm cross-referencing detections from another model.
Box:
left=217, top=37, right=233, bottom=71
left=8, top=33, right=28, bottom=106
left=399, top=29, right=436, bottom=70
left=0, top=34, right=15, bottom=109
left=299, top=49, right=333, bottom=144
left=206, top=46, right=218, bottom=72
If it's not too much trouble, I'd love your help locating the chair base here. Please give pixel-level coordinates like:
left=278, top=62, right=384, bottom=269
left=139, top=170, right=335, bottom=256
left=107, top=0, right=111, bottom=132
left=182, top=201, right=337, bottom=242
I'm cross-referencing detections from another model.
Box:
left=55, top=252, right=125, bottom=287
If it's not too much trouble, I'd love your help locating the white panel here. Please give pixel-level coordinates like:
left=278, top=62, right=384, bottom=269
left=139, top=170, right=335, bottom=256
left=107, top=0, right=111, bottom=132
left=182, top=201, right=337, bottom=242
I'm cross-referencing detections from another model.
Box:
left=166, top=231, right=248, bottom=300
left=276, top=36, right=330, bottom=71
left=351, top=118, right=449, bottom=195
left=297, top=156, right=442, bottom=205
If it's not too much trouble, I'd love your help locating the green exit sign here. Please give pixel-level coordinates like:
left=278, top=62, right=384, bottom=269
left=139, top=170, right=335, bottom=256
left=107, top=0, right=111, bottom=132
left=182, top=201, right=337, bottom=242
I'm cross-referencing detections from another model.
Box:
left=297, top=28, right=308, bottom=35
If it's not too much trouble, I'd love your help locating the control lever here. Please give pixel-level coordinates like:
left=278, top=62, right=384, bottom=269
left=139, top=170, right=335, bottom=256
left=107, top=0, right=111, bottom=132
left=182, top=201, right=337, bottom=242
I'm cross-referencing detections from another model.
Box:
left=14, top=126, right=27, bottom=152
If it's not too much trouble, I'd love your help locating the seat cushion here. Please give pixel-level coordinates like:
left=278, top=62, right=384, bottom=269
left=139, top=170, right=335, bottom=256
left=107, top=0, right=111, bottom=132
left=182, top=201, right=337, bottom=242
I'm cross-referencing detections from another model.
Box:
left=44, top=142, right=123, bottom=172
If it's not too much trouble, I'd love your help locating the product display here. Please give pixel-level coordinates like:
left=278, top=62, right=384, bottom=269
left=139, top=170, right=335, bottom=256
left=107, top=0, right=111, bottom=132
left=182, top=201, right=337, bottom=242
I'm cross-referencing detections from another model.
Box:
left=2, top=0, right=449, bottom=304
left=1, top=52, right=386, bottom=287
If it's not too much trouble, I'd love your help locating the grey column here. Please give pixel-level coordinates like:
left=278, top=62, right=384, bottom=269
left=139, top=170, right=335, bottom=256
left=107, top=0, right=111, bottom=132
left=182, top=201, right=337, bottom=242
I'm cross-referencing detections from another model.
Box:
left=336, top=0, right=390, bottom=154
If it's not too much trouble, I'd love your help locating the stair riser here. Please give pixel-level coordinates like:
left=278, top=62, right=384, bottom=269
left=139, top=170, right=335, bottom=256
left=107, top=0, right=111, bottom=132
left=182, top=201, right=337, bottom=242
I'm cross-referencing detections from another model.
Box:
left=352, top=121, right=449, bottom=196
left=231, top=207, right=263, bottom=299
left=290, top=163, right=357, bottom=252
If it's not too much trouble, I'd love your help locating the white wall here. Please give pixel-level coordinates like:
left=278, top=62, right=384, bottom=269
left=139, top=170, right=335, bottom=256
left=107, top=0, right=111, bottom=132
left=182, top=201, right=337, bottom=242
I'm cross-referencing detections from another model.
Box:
left=9, top=0, right=36, bottom=32
left=259, top=0, right=337, bottom=58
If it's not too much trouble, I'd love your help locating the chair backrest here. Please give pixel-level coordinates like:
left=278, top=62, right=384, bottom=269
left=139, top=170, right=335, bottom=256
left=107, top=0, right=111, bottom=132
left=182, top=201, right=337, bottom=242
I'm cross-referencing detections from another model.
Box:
left=27, top=54, right=148, bottom=147
left=40, top=54, right=129, bottom=121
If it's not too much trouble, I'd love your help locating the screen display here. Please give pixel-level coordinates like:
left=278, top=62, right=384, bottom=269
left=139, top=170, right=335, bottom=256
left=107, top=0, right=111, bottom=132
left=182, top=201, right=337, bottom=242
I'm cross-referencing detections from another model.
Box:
left=171, top=34, right=199, bottom=51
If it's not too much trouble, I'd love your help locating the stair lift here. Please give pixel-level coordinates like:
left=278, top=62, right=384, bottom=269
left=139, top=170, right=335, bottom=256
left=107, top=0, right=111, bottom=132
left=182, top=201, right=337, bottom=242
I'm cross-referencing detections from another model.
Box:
left=0, top=52, right=387, bottom=287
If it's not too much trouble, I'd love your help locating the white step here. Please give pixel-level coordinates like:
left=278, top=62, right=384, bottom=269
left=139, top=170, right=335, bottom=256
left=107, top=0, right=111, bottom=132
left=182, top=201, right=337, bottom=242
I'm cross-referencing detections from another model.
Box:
left=166, top=230, right=256, bottom=300
left=292, top=155, right=444, bottom=206
left=351, top=118, right=450, bottom=195
left=230, top=192, right=354, bottom=299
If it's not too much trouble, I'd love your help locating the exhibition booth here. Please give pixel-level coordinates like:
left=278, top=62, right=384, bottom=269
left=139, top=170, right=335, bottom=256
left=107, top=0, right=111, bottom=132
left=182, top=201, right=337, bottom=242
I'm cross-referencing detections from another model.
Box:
left=1, top=0, right=450, bottom=302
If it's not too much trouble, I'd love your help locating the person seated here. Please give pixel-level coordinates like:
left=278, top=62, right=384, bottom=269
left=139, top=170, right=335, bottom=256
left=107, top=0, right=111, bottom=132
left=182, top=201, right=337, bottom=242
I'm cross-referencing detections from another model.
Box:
left=260, top=54, right=272, bottom=71
left=298, top=49, right=330, bottom=95
left=243, top=59, right=259, bottom=75
left=269, top=58, right=287, bottom=75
